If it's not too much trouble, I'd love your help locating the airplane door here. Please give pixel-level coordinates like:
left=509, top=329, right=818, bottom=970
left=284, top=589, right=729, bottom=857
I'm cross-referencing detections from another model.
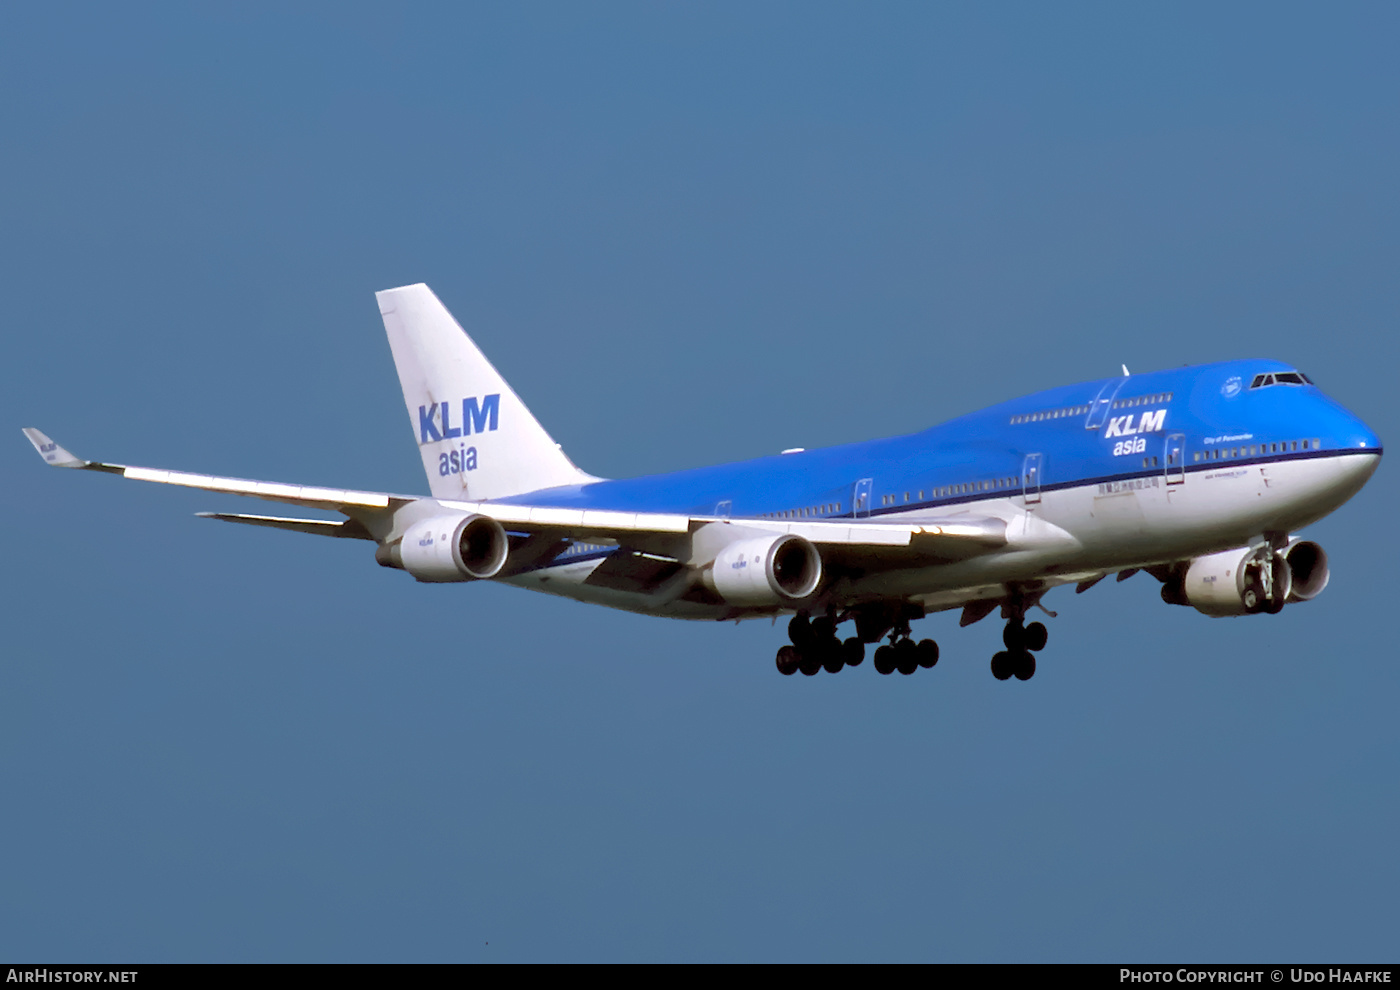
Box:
left=1085, top=377, right=1127, bottom=430
left=1023, top=454, right=1043, bottom=505
left=1165, top=434, right=1185, bottom=485
left=853, top=478, right=873, bottom=518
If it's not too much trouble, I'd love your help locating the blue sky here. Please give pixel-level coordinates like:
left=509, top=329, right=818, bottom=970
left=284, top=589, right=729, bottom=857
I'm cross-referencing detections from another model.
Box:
left=3, top=3, right=1397, bottom=962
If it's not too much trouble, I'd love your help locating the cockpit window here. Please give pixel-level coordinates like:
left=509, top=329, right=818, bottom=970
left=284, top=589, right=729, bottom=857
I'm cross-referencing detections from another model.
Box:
left=1250, top=370, right=1312, bottom=389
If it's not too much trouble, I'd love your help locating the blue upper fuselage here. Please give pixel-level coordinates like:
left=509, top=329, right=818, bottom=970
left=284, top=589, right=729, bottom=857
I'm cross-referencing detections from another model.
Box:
left=494, top=359, right=1381, bottom=519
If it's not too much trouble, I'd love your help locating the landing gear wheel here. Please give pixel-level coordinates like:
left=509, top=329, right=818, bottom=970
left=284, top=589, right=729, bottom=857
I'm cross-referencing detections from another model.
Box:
left=895, top=639, right=918, bottom=675
left=874, top=645, right=896, bottom=675
left=1024, top=621, right=1047, bottom=652
left=1013, top=650, right=1036, bottom=680
left=916, top=639, right=939, bottom=668
left=843, top=637, right=865, bottom=667
left=776, top=645, right=800, bottom=676
left=799, top=652, right=822, bottom=676
left=1002, top=621, right=1025, bottom=651
left=821, top=643, right=845, bottom=675
left=811, top=616, right=837, bottom=641
left=990, top=651, right=1014, bottom=681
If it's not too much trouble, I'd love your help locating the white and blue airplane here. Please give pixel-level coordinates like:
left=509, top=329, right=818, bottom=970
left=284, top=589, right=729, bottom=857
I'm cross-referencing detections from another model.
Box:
left=24, top=284, right=1382, bottom=680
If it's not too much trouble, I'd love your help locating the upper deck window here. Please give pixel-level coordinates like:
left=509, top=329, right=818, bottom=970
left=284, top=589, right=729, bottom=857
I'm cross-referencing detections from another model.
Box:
left=1009, top=403, right=1092, bottom=425
left=1110, top=392, right=1173, bottom=410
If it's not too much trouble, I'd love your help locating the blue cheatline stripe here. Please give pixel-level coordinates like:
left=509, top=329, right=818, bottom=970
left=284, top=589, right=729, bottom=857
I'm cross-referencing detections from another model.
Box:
left=519, top=447, right=1379, bottom=574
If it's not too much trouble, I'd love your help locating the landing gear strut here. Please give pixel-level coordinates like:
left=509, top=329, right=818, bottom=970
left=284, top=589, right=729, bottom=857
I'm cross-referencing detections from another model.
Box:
left=989, top=594, right=1050, bottom=682
left=1243, top=545, right=1289, bottom=615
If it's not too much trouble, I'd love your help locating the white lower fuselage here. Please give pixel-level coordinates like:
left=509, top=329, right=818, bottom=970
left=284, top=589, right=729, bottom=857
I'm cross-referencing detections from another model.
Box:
left=506, top=451, right=1380, bottom=621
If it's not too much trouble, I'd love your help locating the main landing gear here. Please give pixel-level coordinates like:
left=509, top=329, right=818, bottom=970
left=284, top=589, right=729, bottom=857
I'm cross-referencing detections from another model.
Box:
left=775, top=608, right=938, bottom=677
left=776, top=614, right=866, bottom=676
left=871, top=636, right=940, bottom=676
left=774, top=597, right=1053, bottom=681
left=990, top=617, right=1047, bottom=681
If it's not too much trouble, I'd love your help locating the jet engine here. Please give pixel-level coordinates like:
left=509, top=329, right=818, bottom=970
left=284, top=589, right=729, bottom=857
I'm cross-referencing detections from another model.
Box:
left=1282, top=538, right=1329, bottom=603
left=387, top=514, right=510, bottom=583
left=703, top=533, right=822, bottom=606
left=1164, top=539, right=1329, bottom=616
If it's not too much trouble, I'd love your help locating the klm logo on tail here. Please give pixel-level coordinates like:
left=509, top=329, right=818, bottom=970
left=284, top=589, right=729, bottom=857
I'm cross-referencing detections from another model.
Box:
left=418, top=394, right=502, bottom=478
left=418, top=395, right=501, bottom=444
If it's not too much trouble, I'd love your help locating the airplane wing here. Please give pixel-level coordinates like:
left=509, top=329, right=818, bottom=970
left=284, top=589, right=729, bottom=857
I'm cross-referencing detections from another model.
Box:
left=22, top=428, right=403, bottom=513
left=22, top=428, right=1008, bottom=572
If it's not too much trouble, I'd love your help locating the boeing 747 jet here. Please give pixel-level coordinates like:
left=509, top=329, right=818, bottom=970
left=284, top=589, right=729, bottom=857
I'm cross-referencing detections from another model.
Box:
left=24, top=284, right=1382, bottom=680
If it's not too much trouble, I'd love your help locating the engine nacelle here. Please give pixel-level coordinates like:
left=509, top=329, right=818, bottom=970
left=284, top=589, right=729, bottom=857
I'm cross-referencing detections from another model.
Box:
left=1179, top=546, right=1285, bottom=616
left=1172, top=539, right=1329, bottom=616
left=394, top=514, right=509, bottom=583
left=704, top=534, right=822, bottom=606
left=1283, top=538, right=1329, bottom=603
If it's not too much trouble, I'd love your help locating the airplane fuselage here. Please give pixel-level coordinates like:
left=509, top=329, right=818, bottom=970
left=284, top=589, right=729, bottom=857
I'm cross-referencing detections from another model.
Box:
left=502, top=358, right=1380, bottom=620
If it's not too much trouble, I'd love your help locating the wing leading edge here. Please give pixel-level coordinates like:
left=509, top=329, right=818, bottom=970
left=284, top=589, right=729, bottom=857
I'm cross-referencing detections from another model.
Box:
left=22, top=427, right=1009, bottom=565
left=22, top=428, right=400, bottom=512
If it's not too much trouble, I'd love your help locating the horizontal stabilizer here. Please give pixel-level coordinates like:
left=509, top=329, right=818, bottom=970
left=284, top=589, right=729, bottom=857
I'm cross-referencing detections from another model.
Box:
left=196, top=512, right=374, bottom=540
left=582, top=550, right=685, bottom=594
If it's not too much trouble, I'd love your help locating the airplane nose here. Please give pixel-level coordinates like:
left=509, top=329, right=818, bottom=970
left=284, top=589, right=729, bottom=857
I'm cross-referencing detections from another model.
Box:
left=1330, top=413, right=1382, bottom=499
left=1343, top=415, right=1382, bottom=455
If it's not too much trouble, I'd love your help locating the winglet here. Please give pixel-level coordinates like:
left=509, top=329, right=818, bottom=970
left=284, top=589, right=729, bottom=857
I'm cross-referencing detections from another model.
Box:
left=22, top=428, right=89, bottom=468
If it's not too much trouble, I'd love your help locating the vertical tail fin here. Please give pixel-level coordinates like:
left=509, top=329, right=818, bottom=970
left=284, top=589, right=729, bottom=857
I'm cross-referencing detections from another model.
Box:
left=376, top=283, right=596, bottom=500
